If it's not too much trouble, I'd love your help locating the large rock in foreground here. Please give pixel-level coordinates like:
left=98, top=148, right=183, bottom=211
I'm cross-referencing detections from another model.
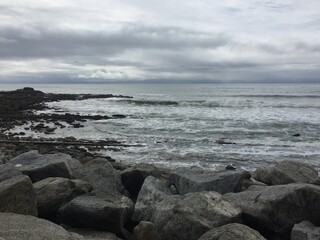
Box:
left=0, top=212, right=83, bottom=240
left=57, top=192, right=134, bottom=235
left=291, top=221, right=320, bottom=240
left=74, top=159, right=124, bottom=194
left=170, top=167, right=250, bottom=194
left=66, top=228, right=123, bottom=240
left=198, top=223, right=266, bottom=240
left=9, top=150, right=81, bottom=182
left=0, top=175, right=37, bottom=216
left=0, top=163, right=22, bottom=182
left=252, top=160, right=318, bottom=185
left=133, top=176, right=241, bottom=240
left=34, top=177, right=93, bottom=219
left=224, top=183, right=320, bottom=235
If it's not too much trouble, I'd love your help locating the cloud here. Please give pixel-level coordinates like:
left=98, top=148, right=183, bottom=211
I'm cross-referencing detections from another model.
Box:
left=0, top=0, right=320, bottom=82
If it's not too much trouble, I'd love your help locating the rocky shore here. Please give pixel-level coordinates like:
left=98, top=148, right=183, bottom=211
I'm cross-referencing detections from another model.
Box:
left=0, top=88, right=319, bottom=240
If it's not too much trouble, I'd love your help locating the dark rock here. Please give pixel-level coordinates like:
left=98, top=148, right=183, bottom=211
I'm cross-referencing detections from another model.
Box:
left=133, top=221, right=161, bottom=240
left=0, top=175, right=37, bottom=216
left=170, top=167, right=250, bottom=194
left=133, top=176, right=242, bottom=240
left=0, top=212, right=83, bottom=240
left=57, top=192, right=134, bottom=235
left=292, top=133, right=301, bottom=137
left=225, top=164, right=236, bottom=170
left=310, top=176, right=320, bottom=186
left=223, top=183, right=320, bottom=235
left=34, top=177, right=93, bottom=219
left=252, top=160, right=318, bottom=185
left=74, top=158, right=124, bottom=195
left=216, top=139, right=236, bottom=145
left=120, top=163, right=163, bottom=197
left=291, top=221, right=320, bottom=240
left=9, top=150, right=81, bottom=182
left=198, top=223, right=267, bottom=240
left=0, top=163, right=22, bottom=182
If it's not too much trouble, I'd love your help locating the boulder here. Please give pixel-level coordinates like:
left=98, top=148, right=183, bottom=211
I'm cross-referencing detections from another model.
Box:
left=0, top=163, right=22, bottom=182
left=310, top=176, right=320, bottom=186
left=74, top=159, right=124, bottom=194
left=0, top=175, right=37, bottom=216
left=67, top=228, right=123, bottom=240
left=170, top=167, right=250, bottom=194
left=0, top=212, right=83, bottom=240
left=121, top=163, right=164, bottom=197
left=133, top=176, right=242, bottom=240
left=252, top=160, right=318, bottom=185
left=133, top=221, right=161, bottom=240
left=198, top=223, right=266, bottom=240
left=57, top=192, right=134, bottom=235
left=34, top=177, right=93, bottom=219
left=223, top=183, right=320, bottom=235
left=291, top=221, right=320, bottom=240
left=9, top=150, right=81, bottom=182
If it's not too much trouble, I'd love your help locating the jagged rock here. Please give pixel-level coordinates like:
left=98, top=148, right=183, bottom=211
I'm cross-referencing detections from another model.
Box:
left=291, top=221, right=320, bottom=240
left=170, top=167, right=250, bottom=194
left=0, top=163, right=22, bottom=182
left=67, top=228, right=123, bottom=240
left=74, top=159, right=124, bottom=194
left=121, top=163, right=163, bottom=197
left=0, top=175, right=37, bottom=216
left=57, top=192, right=134, bottom=235
left=9, top=150, right=81, bottom=182
left=133, top=221, right=161, bottom=240
left=34, top=177, right=93, bottom=219
left=198, top=223, right=266, bottom=240
left=223, top=183, right=320, bottom=235
left=0, top=212, right=83, bottom=240
left=133, top=176, right=242, bottom=240
left=252, top=160, right=318, bottom=185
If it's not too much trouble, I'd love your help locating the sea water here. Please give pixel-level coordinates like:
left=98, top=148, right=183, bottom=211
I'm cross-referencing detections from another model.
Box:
left=2, top=83, right=320, bottom=170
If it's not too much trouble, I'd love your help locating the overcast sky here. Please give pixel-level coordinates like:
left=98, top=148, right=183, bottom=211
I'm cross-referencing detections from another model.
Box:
left=0, top=0, right=320, bottom=83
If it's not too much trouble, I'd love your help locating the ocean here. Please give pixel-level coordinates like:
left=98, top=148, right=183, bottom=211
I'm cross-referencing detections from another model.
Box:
left=2, top=83, right=320, bottom=171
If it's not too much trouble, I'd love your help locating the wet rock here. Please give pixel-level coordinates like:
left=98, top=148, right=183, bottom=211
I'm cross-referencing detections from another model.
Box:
left=291, top=221, right=320, bottom=240
left=292, top=133, right=301, bottom=137
left=223, top=183, right=320, bottom=235
left=133, top=221, right=161, bottom=240
left=34, top=177, right=93, bottom=219
left=9, top=150, right=81, bottom=182
left=198, top=223, right=266, bottom=240
left=133, top=176, right=242, bottom=240
left=0, top=175, right=37, bottom=216
left=170, top=167, right=251, bottom=194
left=216, top=139, right=236, bottom=145
left=252, top=160, right=318, bottom=185
left=0, top=163, right=22, bottom=182
left=57, top=192, right=134, bottom=235
left=74, top=158, right=124, bottom=195
left=120, top=163, right=163, bottom=197
left=0, top=212, right=83, bottom=240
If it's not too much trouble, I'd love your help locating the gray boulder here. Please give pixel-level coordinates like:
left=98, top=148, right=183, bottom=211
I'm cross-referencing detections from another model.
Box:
left=133, top=176, right=242, bottom=240
left=34, top=177, right=93, bottom=219
left=121, top=163, right=165, bottom=197
left=0, top=163, right=22, bottom=182
left=0, top=212, right=83, bottom=240
left=310, top=176, right=320, bottom=186
left=133, top=221, right=161, bottom=240
left=0, top=175, right=37, bottom=216
left=57, top=192, right=134, bottom=235
left=170, top=167, right=250, bottom=194
left=198, top=223, right=266, bottom=240
left=223, top=183, right=320, bottom=235
left=252, top=160, right=318, bottom=185
left=67, top=228, right=123, bottom=240
left=291, top=221, right=320, bottom=240
left=74, top=159, right=124, bottom=194
left=9, top=150, right=81, bottom=182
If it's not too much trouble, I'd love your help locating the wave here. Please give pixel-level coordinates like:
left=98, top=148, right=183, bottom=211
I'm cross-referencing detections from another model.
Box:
left=114, top=98, right=320, bottom=109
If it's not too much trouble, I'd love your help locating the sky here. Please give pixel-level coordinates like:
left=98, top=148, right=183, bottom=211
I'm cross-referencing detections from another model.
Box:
left=0, top=0, right=320, bottom=83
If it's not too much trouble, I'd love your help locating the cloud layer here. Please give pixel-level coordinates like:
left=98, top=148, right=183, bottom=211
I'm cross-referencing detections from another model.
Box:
left=1, top=0, right=320, bottom=83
